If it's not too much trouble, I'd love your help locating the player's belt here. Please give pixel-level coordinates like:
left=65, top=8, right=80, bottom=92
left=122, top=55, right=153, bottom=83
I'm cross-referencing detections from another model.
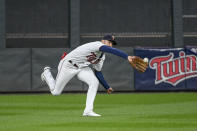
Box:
left=68, top=60, right=79, bottom=68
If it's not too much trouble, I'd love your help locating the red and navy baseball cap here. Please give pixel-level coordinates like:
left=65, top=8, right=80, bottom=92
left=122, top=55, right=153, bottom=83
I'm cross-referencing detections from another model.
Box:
left=102, top=35, right=117, bottom=45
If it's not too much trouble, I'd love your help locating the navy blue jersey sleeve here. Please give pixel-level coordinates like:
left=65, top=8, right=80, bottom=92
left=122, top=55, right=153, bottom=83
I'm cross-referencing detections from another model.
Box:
left=95, top=70, right=110, bottom=90
left=99, top=45, right=128, bottom=60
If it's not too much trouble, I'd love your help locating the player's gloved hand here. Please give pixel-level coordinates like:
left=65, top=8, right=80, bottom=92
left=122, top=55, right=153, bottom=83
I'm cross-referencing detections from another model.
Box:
left=107, top=87, right=113, bottom=94
left=128, top=56, right=148, bottom=73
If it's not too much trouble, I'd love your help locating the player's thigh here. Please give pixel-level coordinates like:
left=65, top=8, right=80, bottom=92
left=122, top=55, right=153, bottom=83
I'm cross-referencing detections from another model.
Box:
left=57, top=59, right=64, bottom=72
left=77, top=67, right=99, bottom=86
left=55, top=64, right=79, bottom=91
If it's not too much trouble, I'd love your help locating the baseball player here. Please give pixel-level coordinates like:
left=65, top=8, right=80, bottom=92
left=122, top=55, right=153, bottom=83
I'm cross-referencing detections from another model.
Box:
left=41, top=35, right=135, bottom=117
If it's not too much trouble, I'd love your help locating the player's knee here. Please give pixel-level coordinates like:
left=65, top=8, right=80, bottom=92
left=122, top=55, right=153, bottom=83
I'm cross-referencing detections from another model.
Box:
left=94, top=79, right=99, bottom=87
left=89, top=79, right=99, bottom=89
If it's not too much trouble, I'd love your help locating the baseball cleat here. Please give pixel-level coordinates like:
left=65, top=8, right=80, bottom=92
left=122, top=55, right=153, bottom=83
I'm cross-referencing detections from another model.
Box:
left=44, top=66, right=51, bottom=71
left=41, top=73, right=46, bottom=82
left=83, top=111, right=101, bottom=117
left=41, top=66, right=51, bottom=82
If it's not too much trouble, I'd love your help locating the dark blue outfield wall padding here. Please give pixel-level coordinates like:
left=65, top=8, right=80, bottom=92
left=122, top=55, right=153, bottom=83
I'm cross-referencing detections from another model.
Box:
left=0, top=48, right=31, bottom=92
left=1, top=47, right=197, bottom=92
left=134, top=47, right=197, bottom=91
left=185, top=46, right=197, bottom=90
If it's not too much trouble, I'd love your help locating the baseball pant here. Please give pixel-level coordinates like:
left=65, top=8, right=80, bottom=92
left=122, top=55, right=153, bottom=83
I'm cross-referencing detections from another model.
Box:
left=43, top=59, right=99, bottom=113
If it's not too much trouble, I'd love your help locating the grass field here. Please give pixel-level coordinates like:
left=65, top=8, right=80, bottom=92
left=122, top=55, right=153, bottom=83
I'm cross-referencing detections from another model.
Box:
left=0, top=92, right=197, bottom=131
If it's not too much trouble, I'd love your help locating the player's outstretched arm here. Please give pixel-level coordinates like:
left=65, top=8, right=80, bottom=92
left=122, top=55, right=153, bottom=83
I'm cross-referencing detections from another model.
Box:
left=100, top=46, right=145, bottom=72
left=99, top=45, right=128, bottom=60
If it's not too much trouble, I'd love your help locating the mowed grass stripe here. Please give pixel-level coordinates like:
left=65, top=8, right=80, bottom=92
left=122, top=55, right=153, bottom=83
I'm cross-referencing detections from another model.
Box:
left=0, top=93, right=196, bottom=131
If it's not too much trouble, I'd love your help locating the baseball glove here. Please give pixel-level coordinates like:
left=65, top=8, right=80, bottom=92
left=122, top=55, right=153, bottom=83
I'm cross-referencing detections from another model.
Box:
left=129, top=56, right=148, bottom=73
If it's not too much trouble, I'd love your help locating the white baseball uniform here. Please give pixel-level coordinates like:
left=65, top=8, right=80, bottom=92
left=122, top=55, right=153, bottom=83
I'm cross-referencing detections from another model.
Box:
left=42, top=41, right=106, bottom=114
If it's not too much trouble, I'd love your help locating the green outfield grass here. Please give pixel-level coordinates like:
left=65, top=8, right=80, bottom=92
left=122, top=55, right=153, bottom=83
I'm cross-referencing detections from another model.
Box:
left=0, top=92, right=197, bottom=131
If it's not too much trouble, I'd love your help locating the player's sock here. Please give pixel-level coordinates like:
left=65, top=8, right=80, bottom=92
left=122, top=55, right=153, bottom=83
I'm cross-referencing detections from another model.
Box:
left=43, top=68, right=55, bottom=91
